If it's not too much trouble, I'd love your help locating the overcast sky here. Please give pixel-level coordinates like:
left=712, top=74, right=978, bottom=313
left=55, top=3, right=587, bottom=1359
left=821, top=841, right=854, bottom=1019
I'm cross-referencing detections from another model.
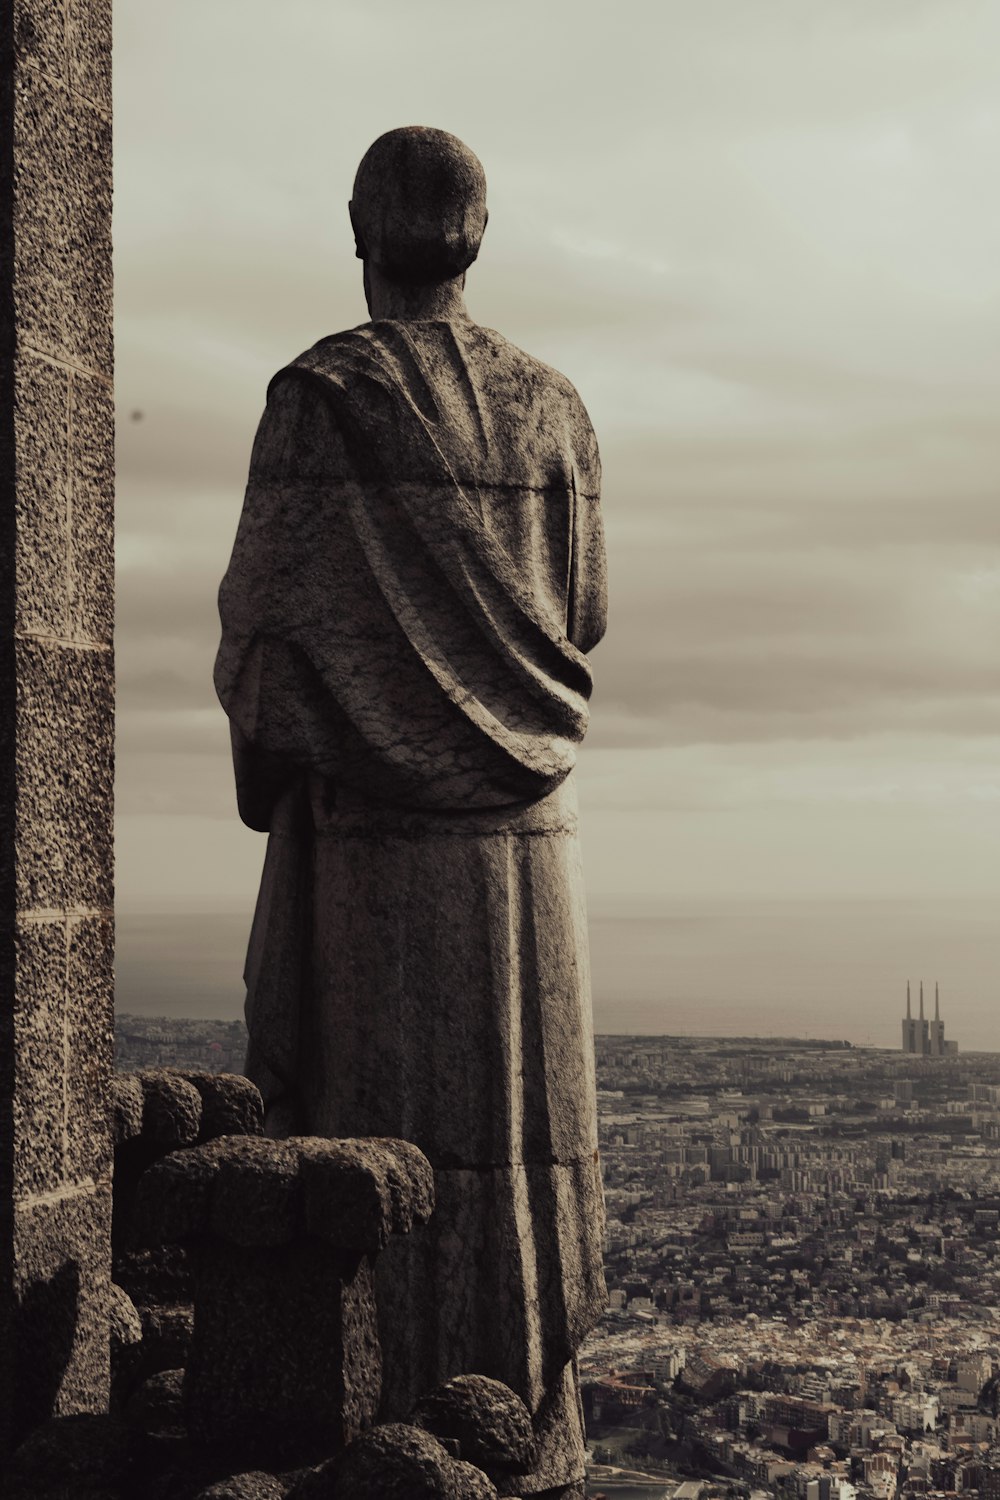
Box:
left=113, top=1, right=1000, bottom=1045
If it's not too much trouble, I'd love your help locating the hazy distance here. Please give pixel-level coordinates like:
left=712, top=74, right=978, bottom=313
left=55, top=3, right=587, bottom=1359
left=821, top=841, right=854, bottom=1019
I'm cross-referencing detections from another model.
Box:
left=114, top=2, right=1000, bottom=1047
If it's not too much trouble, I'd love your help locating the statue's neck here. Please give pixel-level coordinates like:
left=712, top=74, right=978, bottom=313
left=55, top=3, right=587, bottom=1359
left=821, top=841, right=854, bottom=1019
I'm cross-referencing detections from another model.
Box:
left=364, top=264, right=469, bottom=322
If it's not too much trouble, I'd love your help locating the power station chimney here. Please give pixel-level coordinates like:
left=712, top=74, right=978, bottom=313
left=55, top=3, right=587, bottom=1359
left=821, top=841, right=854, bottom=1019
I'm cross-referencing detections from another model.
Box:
left=906, top=981, right=911, bottom=1020
left=919, top=981, right=924, bottom=1021
left=935, top=982, right=940, bottom=1022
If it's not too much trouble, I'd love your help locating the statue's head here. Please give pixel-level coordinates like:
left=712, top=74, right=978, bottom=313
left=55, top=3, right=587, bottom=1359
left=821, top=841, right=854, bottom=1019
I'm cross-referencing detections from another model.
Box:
left=349, top=127, right=488, bottom=286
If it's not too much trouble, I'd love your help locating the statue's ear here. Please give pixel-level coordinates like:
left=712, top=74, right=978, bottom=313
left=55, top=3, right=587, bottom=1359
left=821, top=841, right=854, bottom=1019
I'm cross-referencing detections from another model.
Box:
left=348, top=200, right=367, bottom=260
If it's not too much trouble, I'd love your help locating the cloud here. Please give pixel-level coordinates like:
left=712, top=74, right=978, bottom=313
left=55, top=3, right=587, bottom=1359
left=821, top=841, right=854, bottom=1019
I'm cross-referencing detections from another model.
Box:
left=112, top=0, right=1000, bottom=914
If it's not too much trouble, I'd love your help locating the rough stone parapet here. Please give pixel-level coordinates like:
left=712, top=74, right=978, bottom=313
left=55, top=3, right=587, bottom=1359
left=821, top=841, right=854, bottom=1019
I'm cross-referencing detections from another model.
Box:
left=111, top=1069, right=264, bottom=1152
left=131, top=1133, right=434, bottom=1254
left=111, top=1071, right=266, bottom=1415
left=291, top=1421, right=499, bottom=1499
left=126, top=1134, right=434, bottom=1471
left=113, top=1069, right=264, bottom=1260
left=411, top=1373, right=538, bottom=1481
left=7, top=1376, right=541, bottom=1499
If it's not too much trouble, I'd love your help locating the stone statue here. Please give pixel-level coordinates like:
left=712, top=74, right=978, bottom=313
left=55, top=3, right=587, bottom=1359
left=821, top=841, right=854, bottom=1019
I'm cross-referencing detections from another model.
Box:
left=214, top=126, right=608, bottom=1498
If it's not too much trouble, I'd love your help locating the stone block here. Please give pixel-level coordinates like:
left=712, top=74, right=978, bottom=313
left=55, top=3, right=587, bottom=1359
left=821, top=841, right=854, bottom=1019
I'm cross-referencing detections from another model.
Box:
left=11, top=0, right=69, bottom=86
left=124, top=1366, right=185, bottom=1441
left=67, top=0, right=111, bottom=108
left=12, top=350, right=70, bottom=639
left=183, top=1070, right=264, bottom=1142
left=370, top=1136, right=435, bottom=1235
left=65, top=914, right=113, bottom=1182
left=107, top=1281, right=142, bottom=1401
left=209, top=1137, right=303, bottom=1248
left=6, top=1413, right=131, bottom=1498
left=292, top=1138, right=392, bottom=1254
left=135, top=1301, right=194, bottom=1381
left=11, top=917, right=65, bottom=1198
left=107, top=1281, right=142, bottom=1349
left=291, top=1136, right=434, bottom=1252
left=138, top=1069, right=202, bottom=1147
left=183, top=1238, right=381, bottom=1469
left=125, top=1135, right=434, bottom=1470
left=62, top=92, right=113, bottom=374
left=131, top=1147, right=218, bottom=1246
left=12, top=66, right=72, bottom=363
left=305, top=1422, right=498, bottom=1500
left=196, top=1474, right=289, bottom=1500
left=68, top=371, right=114, bottom=644
left=411, top=1374, right=537, bottom=1477
left=11, top=1179, right=112, bottom=1444
left=13, top=67, right=112, bottom=373
left=14, top=636, right=113, bottom=912
left=111, top=1074, right=143, bottom=1145
left=111, top=1245, right=192, bottom=1314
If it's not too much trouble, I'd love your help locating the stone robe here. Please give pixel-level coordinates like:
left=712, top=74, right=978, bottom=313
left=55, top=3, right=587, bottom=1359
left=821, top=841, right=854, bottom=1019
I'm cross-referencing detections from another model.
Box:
left=214, top=318, right=607, bottom=1492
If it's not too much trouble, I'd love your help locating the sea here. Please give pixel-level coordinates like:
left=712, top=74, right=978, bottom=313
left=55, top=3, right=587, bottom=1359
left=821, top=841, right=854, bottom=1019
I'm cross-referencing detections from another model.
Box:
left=115, top=895, right=997, bottom=1050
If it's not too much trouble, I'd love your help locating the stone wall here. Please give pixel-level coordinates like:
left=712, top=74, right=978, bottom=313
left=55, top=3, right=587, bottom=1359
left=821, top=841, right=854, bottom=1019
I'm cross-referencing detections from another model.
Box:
left=0, top=0, right=114, bottom=1456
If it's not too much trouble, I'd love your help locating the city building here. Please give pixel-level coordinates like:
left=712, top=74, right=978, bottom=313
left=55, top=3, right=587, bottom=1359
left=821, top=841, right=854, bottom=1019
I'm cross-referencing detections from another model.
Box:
left=901, top=982, right=959, bottom=1057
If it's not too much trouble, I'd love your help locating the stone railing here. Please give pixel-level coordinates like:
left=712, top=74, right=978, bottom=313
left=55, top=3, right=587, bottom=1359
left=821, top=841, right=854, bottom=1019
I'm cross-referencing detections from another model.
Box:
left=6, top=1070, right=544, bottom=1500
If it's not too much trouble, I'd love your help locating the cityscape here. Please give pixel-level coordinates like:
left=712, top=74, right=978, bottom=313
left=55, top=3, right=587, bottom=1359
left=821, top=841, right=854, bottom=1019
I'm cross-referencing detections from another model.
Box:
left=115, top=993, right=1000, bottom=1500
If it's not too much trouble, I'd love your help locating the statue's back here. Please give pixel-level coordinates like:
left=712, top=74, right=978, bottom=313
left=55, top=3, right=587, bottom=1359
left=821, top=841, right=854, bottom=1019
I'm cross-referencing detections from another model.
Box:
left=216, top=128, right=608, bottom=1500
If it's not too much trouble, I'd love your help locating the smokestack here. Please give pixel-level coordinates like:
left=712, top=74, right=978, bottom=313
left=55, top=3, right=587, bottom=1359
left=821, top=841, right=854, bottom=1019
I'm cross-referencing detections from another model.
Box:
left=919, top=981, right=924, bottom=1021
left=935, top=982, right=940, bottom=1022
left=906, top=981, right=911, bottom=1020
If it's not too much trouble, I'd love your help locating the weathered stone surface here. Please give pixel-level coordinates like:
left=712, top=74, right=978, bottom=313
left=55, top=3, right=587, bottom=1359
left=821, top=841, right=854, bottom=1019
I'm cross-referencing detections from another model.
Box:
left=196, top=1474, right=289, bottom=1500
left=10, top=1180, right=113, bottom=1442
left=131, top=1145, right=219, bottom=1245
left=124, top=1134, right=433, bottom=1469
left=67, top=371, right=115, bottom=644
left=14, top=637, right=114, bottom=912
left=125, top=1367, right=185, bottom=1441
left=315, top=1422, right=499, bottom=1500
left=11, top=0, right=68, bottom=86
left=183, top=1238, right=380, bottom=1468
left=377, top=1135, right=436, bottom=1233
left=350, top=127, right=488, bottom=284
left=66, top=915, right=114, bottom=1182
left=10, top=918, right=65, bottom=1198
left=247, top=1136, right=435, bottom=1253
left=108, top=1283, right=144, bottom=1412
left=116, top=1076, right=264, bottom=1264
left=412, top=1374, right=537, bottom=1475
left=377, top=1160, right=604, bottom=1444
left=112, top=1244, right=193, bottom=1313
left=11, top=351, right=70, bottom=640
left=12, top=67, right=113, bottom=370
left=111, top=1074, right=144, bottom=1145
left=209, top=1137, right=302, bottom=1247
left=214, top=129, right=607, bottom=1494
left=107, top=1280, right=142, bottom=1360
left=1, top=0, right=115, bottom=1460
left=290, top=1137, right=392, bottom=1253
left=184, top=1070, right=265, bottom=1142
left=138, top=1069, right=203, bottom=1147
left=6, top=1412, right=131, bottom=1495
left=67, top=0, right=113, bottom=106
left=136, top=1301, right=195, bottom=1380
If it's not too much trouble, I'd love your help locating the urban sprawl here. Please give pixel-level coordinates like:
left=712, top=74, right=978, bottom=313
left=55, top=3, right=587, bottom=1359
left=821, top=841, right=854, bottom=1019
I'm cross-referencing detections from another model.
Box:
left=115, top=1008, right=1000, bottom=1500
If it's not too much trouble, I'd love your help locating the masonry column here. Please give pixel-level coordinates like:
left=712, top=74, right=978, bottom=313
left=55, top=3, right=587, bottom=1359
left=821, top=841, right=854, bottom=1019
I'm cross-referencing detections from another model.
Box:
left=0, top=0, right=114, bottom=1457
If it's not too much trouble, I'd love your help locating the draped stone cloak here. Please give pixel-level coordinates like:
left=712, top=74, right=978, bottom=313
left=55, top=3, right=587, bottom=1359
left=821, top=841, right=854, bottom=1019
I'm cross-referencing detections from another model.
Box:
left=214, top=319, right=608, bottom=1488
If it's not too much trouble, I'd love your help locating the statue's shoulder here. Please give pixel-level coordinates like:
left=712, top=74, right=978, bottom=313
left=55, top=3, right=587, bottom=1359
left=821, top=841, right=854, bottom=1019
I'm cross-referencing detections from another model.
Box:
left=471, top=324, right=585, bottom=405
left=266, top=324, right=374, bottom=399
left=265, top=323, right=597, bottom=471
left=473, top=326, right=599, bottom=475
